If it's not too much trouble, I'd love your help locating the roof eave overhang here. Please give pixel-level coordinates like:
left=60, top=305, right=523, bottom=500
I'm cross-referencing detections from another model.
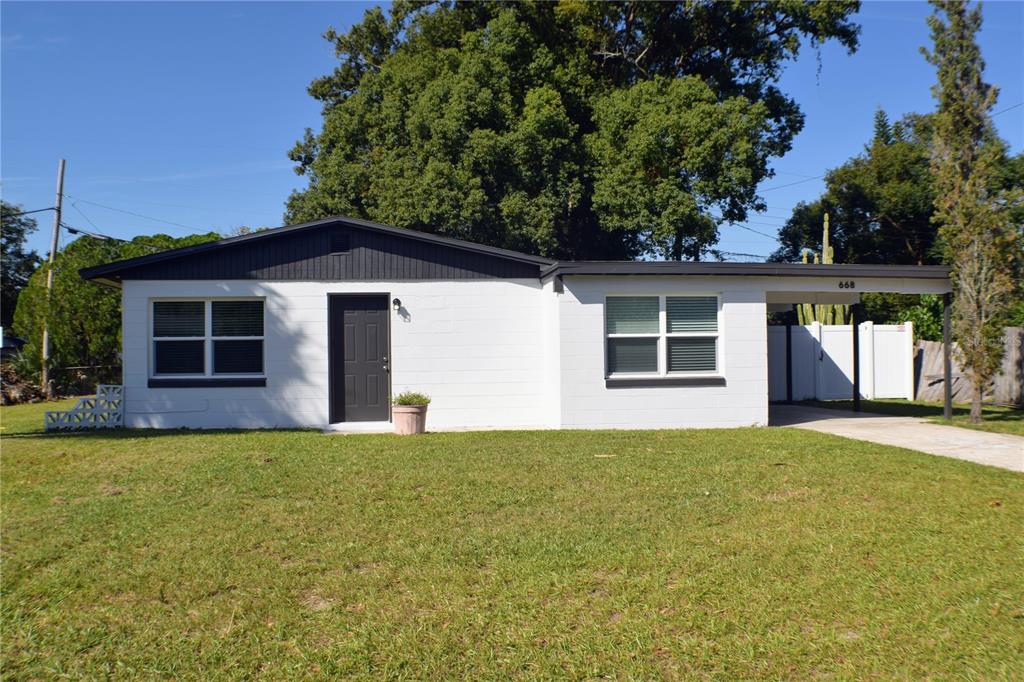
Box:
left=542, top=262, right=952, bottom=281
left=82, top=275, right=122, bottom=289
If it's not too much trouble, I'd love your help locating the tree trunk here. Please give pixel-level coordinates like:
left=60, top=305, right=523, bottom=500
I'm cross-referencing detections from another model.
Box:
left=970, top=382, right=982, bottom=423
left=670, top=231, right=683, bottom=261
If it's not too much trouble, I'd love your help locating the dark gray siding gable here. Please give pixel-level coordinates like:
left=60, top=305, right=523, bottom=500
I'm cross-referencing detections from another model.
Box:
left=115, top=225, right=542, bottom=281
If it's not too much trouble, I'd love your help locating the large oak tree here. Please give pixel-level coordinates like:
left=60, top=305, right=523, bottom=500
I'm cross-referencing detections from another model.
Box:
left=287, top=1, right=860, bottom=260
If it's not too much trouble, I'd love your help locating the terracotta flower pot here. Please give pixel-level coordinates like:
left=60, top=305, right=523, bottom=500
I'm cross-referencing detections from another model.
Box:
left=393, top=404, right=428, bottom=435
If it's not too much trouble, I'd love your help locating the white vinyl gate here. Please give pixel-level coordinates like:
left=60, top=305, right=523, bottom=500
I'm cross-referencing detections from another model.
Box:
left=768, top=322, right=915, bottom=402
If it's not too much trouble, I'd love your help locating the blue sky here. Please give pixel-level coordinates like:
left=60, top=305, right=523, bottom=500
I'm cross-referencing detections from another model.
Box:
left=2, top=1, right=1022, bottom=261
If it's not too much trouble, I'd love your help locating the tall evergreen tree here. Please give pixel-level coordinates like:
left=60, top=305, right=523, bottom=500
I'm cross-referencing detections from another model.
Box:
left=288, top=1, right=860, bottom=260
left=923, top=0, right=1021, bottom=422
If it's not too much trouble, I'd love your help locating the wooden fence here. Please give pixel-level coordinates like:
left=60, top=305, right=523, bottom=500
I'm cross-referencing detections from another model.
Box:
left=915, top=327, right=1023, bottom=407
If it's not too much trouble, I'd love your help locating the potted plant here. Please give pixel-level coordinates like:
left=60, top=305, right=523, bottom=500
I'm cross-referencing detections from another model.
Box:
left=392, top=391, right=431, bottom=435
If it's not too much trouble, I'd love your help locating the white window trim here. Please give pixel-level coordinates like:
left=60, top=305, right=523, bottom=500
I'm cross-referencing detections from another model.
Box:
left=150, top=298, right=266, bottom=379
left=605, top=294, right=722, bottom=379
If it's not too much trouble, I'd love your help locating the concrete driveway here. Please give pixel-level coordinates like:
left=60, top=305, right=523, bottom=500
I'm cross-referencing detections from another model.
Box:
left=771, top=405, right=1024, bottom=473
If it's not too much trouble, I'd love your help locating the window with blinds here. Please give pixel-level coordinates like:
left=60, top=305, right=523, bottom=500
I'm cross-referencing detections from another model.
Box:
left=152, top=299, right=265, bottom=376
left=605, top=295, right=719, bottom=377
left=666, top=296, right=718, bottom=374
left=606, top=296, right=659, bottom=375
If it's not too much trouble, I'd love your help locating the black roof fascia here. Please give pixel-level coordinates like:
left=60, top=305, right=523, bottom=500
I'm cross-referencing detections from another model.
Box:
left=79, top=215, right=555, bottom=283
left=541, top=261, right=951, bottom=280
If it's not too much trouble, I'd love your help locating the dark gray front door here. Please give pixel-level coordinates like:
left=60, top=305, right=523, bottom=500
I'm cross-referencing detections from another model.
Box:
left=329, top=294, right=390, bottom=423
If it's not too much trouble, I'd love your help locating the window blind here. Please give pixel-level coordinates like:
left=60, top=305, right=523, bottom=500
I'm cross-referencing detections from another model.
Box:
left=606, top=297, right=659, bottom=334
left=666, top=296, right=717, bottom=333
left=607, top=337, right=658, bottom=374
left=212, top=301, right=264, bottom=337
left=153, top=301, right=204, bottom=337
left=213, top=339, right=263, bottom=374
left=667, top=337, right=717, bottom=373
left=154, top=340, right=205, bottom=374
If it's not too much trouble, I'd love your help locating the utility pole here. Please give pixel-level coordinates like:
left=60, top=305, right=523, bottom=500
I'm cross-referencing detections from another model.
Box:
left=40, top=158, right=65, bottom=398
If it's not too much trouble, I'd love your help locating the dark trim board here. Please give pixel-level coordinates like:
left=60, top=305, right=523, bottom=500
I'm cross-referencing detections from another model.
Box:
left=605, top=376, right=727, bottom=388
left=148, top=377, right=266, bottom=388
left=543, top=261, right=952, bottom=280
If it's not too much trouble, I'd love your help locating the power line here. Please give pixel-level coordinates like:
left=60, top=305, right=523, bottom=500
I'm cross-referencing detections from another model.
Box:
left=709, top=212, right=787, bottom=228
left=718, top=250, right=769, bottom=260
left=60, top=221, right=122, bottom=242
left=97, top=196, right=268, bottom=217
left=742, top=218, right=788, bottom=227
left=771, top=172, right=820, bottom=179
left=68, top=201, right=102, bottom=232
left=759, top=175, right=825, bottom=192
left=63, top=195, right=203, bottom=234
left=4, top=207, right=55, bottom=218
left=697, top=210, right=785, bottom=241
left=60, top=223, right=170, bottom=255
left=709, top=210, right=788, bottom=232
left=992, top=102, right=1023, bottom=117
left=726, top=223, right=781, bottom=241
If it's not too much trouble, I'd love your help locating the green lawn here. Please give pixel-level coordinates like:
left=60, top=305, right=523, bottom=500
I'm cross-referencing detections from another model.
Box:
left=806, top=398, right=1024, bottom=436
left=2, top=401, right=1022, bottom=679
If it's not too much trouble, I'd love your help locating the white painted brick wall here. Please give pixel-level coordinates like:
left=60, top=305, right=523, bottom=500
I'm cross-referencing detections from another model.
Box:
left=121, top=280, right=548, bottom=430
left=556, top=277, right=769, bottom=429
left=118, top=272, right=941, bottom=431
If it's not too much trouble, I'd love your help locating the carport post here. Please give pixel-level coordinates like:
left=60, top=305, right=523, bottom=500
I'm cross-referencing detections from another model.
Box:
left=943, top=293, right=952, bottom=420
left=851, top=304, right=861, bottom=412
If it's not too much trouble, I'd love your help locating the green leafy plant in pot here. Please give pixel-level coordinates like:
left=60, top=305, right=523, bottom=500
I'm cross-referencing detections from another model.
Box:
left=392, top=392, right=430, bottom=435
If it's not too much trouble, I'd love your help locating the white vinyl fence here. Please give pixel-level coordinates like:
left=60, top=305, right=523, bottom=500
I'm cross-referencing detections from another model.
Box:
left=768, top=322, right=915, bottom=402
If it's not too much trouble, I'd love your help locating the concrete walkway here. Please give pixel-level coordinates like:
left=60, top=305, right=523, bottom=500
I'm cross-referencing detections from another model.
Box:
left=771, top=405, right=1024, bottom=473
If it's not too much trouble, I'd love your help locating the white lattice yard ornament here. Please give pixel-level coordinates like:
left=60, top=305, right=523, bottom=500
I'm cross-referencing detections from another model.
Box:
left=44, top=385, right=124, bottom=431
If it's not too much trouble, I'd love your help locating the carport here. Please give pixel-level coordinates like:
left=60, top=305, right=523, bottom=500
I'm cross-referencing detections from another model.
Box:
left=762, top=264, right=954, bottom=416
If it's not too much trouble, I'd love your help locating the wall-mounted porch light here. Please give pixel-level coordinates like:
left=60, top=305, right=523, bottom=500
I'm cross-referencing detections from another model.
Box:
left=392, top=298, right=402, bottom=312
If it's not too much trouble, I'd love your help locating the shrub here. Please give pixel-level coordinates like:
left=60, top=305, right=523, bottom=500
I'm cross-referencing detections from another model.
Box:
left=393, top=391, right=431, bottom=406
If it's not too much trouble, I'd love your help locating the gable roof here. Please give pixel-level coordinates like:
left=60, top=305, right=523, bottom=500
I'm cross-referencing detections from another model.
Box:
left=79, top=214, right=951, bottom=286
left=79, top=215, right=554, bottom=285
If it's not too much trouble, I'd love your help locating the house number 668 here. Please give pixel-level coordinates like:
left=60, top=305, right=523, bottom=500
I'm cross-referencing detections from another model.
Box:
left=838, top=280, right=856, bottom=289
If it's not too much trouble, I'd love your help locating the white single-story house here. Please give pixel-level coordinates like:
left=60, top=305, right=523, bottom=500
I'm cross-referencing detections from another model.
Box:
left=80, top=216, right=953, bottom=431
